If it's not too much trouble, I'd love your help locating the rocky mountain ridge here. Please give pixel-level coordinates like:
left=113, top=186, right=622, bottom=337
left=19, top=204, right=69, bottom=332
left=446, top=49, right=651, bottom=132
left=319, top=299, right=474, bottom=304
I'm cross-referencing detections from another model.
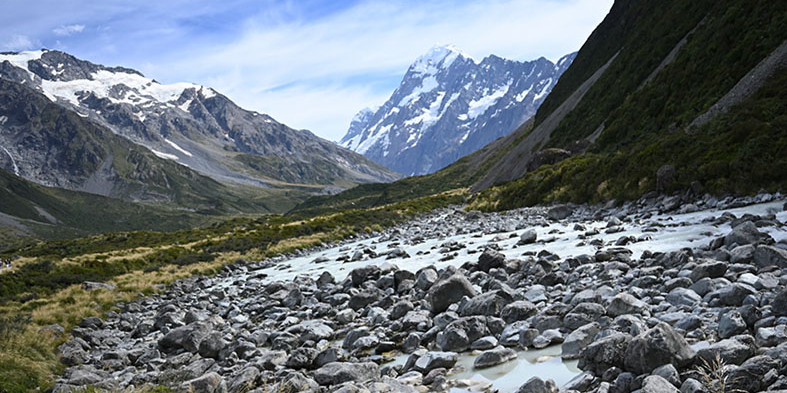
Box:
left=0, top=49, right=398, bottom=195
left=340, top=45, right=575, bottom=175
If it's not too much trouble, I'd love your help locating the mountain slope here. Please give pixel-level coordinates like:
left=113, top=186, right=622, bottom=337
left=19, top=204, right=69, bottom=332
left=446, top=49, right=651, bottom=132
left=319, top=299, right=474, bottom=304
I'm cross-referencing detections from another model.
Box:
left=0, top=50, right=398, bottom=193
left=293, top=0, right=787, bottom=214
left=339, top=45, right=574, bottom=175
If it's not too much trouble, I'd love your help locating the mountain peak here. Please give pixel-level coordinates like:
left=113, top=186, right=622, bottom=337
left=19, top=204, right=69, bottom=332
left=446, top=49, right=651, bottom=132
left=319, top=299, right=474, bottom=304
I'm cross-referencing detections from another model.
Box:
left=410, top=44, right=474, bottom=74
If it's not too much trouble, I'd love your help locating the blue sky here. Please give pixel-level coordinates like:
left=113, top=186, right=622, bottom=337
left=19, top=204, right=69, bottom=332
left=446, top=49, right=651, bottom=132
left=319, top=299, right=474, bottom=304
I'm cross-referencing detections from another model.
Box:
left=1, top=0, right=613, bottom=141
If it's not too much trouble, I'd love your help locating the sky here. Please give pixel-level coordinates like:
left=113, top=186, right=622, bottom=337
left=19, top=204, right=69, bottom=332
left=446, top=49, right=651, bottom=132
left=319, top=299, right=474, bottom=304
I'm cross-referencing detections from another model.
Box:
left=0, top=0, right=613, bottom=141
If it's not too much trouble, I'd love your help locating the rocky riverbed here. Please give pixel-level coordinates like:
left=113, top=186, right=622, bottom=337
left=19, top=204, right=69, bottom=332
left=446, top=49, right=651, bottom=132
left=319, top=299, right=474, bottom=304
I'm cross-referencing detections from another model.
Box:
left=53, top=192, right=787, bottom=393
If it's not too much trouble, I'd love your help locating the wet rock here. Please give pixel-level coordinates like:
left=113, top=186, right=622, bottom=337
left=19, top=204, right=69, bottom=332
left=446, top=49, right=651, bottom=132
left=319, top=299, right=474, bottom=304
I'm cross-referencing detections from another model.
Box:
left=516, top=376, right=557, bottom=393
left=579, top=333, right=632, bottom=375
left=474, top=346, right=517, bottom=369
left=470, top=336, right=498, bottom=350
left=624, top=322, right=695, bottom=374
left=477, top=249, right=506, bottom=272
left=312, top=362, right=379, bottom=386
left=562, top=322, right=601, bottom=359
left=412, top=351, right=458, bottom=373
left=518, top=229, right=538, bottom=245
left=532, top=329, right=563, bottom=349
left=427, top=274, right=477, bottom=314
left=724, top=221, right=768, bottom=247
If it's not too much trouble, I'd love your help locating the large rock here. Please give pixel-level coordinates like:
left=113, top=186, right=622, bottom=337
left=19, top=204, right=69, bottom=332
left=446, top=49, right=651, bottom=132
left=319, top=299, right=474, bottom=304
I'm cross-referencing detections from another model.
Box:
left=773, top=288, right=787, bottom=317
left=179, top=372, right=225, bottom=393
left=578, top=333, right=632, bottom=374
left=159, top=321, right=212, bottom=353
left=624, top=323, right=695, bottom=374
left=688, top=260, right=728, bottom=282
left=665, top=288, right=702, bottom=307
left=516, top=377, right=558, bottom=393
left=198, top=332, right=227, bottom=359
left=227, top=367, right=260, bottom=393
left=754, top=245, right=787, bottom=268
left=562, top=322, right=601, bottom=359
left=350, top=265, right=381, bottom=287
left=696, top=335, right=756, bottom=365
left=641, top=375, right=679, bottom=393
left=58, top=339, right=90, bottom=366
left=563, top=302, right=606, bottom=330
left=709, top=283, right=757, bottom=306
left=718, top=310, right=748, bottom=339
left=458, top=289, right=513, bottom=317
left=727, top=355, right=781, bottom=393
left=474, top=346, right=517, bottom=369
left=501, top=300, right=538, bottom=323
left=518, top=229, right=538, bottom=245
left=412, top=351, right=459, bottom=373
left=724, top=221, right=768, bottom=247
left=477, top=250, right=506, bottom=272
left=607, top=293, right=648, bottom=317
left=312, top=362, right=379, bottom=386
left=427, top=274, right=477, bottom=314
left=348, top=290, right=379, bottom=310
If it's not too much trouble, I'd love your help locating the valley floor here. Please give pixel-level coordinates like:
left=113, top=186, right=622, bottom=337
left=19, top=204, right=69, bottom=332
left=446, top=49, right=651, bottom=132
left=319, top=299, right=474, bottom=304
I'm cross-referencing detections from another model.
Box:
left=38, top=193, right=787, bottom=392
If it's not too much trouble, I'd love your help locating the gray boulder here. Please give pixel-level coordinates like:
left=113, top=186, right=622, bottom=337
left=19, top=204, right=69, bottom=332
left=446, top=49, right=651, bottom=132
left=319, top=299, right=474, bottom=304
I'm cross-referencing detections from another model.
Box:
left=474, top=346, right=517, bottom=369
left=227, top=367, right=260, bottom=393
left=666, top=288, right=702, bottom=307
left=412, top=351, right=458, bottom=373
left=179, top=372, right=225, bottom=393
left=718, top=310, right=748, bottom=339
left=696, top=335, right=756, bottom=365
left=158, top=321, right=212, bottom=353
left=624, top=322, right=696, bottom=374
left=458, top=289, right=513, bottom=317
left=516, top=377, right=557, bottom=393
left=641, top=375, right=679, bottom=393
left=724, top=221, right=768, bottom=247
left=607, top=293, right=648, bottom=317
left=578, top=332, right=632, bottom=374
left=501, top=300, right=538, bottom=323
left=518, top=229, right=538, bottom=245
left=562, top=322, right=601, bottom=359
left=427, top=274, right=477, bottom=314
left=754, top=245, right=787, bottom=268
left=688, top=260, right=728, bottom=282
left=312, top=362, right=379, bottom=386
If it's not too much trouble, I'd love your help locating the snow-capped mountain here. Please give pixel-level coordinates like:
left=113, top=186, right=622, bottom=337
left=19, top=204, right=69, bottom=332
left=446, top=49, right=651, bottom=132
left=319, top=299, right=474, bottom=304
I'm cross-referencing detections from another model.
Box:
left=0, top=49, right=397, bottom=194
left=340, top=45, right=576, bottom=175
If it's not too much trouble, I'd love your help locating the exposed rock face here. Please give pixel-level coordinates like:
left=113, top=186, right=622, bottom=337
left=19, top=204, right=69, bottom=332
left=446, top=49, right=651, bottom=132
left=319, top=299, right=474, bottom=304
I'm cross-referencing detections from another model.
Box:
left=0, top=50, right=398, bottom=198
left=340, top=45, right=575, bottom=175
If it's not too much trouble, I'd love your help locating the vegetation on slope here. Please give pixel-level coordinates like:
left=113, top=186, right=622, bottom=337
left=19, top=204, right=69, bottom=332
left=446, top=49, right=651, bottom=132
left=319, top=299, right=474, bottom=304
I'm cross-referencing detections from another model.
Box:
left=0, top=189, right=465, bottom=392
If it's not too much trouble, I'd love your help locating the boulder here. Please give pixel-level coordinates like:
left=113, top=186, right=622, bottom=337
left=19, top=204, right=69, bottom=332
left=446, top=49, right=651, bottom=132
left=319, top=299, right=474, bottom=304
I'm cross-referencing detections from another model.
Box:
left=474, top=346, right=517, bottom=369
left=696, top=335, right=756, bottom=365
left=547, top=205, right=573, bottom=221
left=350, top=265, right=381, bottom=287
left=727, top=354, right=781, bottom=393
left=312, top=362, right=379, bottom=386
left=624, top=322, right=695, bottom=374
left=348, top=290, right=379, bottom=310
left=477, top=250, right=506, bottom=272
left=641, top=375, right=679, bottom=393
left=501, top=300, right=538, bottom=323
left=666, top=288, right=702, bottom=307
left=179, top=372, right=225, bottom=393
left=158, top=321, right=212, bottom=353
left=227, top=367, right=260, bottom=393
left=427, top=274, right=477, bottom=314
left=724, top=221, right=768, bottom=247
left=518, top=229, right=538, bottom=245
left=688, top=260, right=728, bottom=282
left=607, top=293, right=648, bottom=317
left=773, top=288, right=787, bottom=317
left=412, top=351, right=458, bottom=373
left=753, top=245, right=787, bottom=268
left=562, top=322, right=601, bottom=359
left=578, top=333, right=632, bottom=374
left=710, top=283, right=757, bottom=307
left=458, top=289, right=513, bottom=317
left=198, top=332, right=227, bottom=359
left=718, top=310, right=748, bottom=339
left=516, top=377, right=558, bottom=393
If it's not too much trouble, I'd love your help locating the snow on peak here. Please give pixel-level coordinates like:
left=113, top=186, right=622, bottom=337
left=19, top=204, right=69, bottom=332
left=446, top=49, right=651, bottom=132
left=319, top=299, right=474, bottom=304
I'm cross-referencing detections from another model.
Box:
left=0, top=50, right=45, bottom=70
left=411, top=44, right=474, bottom=75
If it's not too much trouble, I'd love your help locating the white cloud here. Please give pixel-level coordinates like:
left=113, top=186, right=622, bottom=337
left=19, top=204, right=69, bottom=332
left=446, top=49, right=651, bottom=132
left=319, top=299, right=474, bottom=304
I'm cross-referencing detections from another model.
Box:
left=53, top=24, right=86, bottom=36
left=152, top=0, right=612, bottom=140
left=2, top=34, right=37, bottom=51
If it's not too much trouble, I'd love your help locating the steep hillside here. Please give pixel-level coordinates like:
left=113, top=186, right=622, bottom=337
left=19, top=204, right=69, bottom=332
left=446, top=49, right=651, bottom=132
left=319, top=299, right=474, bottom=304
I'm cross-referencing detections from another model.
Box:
left=340, top=45, right=574, bottom=175
left=472, top=0, right=787, bottom=208
left=0, top=50, right=398, bottom=192
left=294, top=0, right=787, bottom=214
left=0, top=78, right=306, bottom=216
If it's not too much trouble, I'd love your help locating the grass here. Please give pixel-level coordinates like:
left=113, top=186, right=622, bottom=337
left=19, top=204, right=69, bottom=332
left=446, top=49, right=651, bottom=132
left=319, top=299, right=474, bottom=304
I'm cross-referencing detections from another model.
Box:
left=0, top=189, right=467, bottom=392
